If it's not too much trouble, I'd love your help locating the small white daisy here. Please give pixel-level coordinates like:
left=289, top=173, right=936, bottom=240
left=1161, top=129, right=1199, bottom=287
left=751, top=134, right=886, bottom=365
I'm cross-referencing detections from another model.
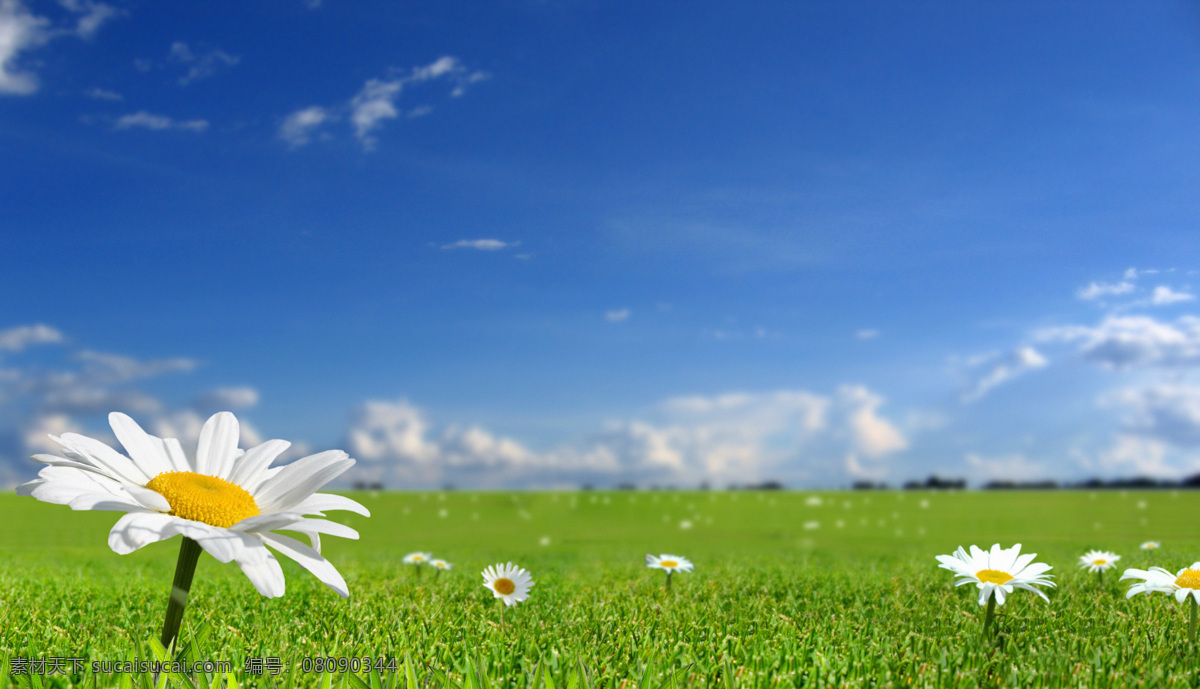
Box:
left=481, top=562, right=534, bottom=607
left=1140, top=541, right=1161, bottom=550
left=1078, top=550, right=1121, bottom=573
left=936, top=543, right=1056, bottom=607
left=645, top=553, right=694, bottom=573
left=403, top=552, right=432, bottom=565
left=430, top=558, right=452, bottom=570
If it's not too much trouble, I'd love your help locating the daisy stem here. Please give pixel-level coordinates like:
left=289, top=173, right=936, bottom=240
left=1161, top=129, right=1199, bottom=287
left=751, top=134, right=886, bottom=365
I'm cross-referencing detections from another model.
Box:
left=500, top=601, right=506, bottom=629
left=160, top=537, right=202, bottom=651
left=666, top=571, right=673, bottom=591
left=981, top=595, right=996, bottom=639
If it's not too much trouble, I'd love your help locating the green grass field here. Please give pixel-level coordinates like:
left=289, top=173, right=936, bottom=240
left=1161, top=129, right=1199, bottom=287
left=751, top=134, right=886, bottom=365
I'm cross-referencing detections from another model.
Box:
left=2, top=489, right=1199, bottom=688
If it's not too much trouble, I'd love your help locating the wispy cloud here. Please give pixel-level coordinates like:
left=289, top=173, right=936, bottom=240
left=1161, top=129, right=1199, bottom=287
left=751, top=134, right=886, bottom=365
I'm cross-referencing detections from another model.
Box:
left=113, top=111, right=209, bottom=132
left=282, top=56, right=489, bottom=150
left=1037, top=315, right=1200, bottom=369
left=84, top=86, right=121, bottom=100
left=0, top=324, right=63, bottom=352
left=440, top=239, right=512, bottom=251
left=1077, top=281, right=1135, bottom=300
left=855, top=329, right=879, bottom=340
left=605, top=309, right=630, bottom=323
left=168, top=41, right=239, bottom=85
left=960, top=346, right=1048, bottom=402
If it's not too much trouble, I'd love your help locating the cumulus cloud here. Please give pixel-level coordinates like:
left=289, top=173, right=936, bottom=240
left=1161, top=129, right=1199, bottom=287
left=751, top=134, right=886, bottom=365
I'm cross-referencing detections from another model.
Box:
left=0, top=0, right=49, bottom=95
left=1074, top=434, right=1185, bottom=479
left=960, top=346, right=1048, bottom=402
left=0, top=325, right=270, bottom=486
left=965, top=452, right=1047, bottom=483
left=440, top=239, right=511, bottom=251
left=1037, top=315, right=1200, bottom=369
left=0, top=0, right=118, bottom=95
left=1102, top=383, right=1200, bottom=448
left=168, top=41, right=239, bottom=85
left=279, top=106, right=330, bottom=147
left=605, top=309, right=630, bottom=323
left=344, top=387, right=907, bottom=488
left=0, top=324, right=62, bottom=352
left=1151, top=286, right=1195, bottom=306
left=114, top=111, right=209, bottom=132
left=284, top=56, right=488, bottom=150
left=1077, top=281, right=1135, bottom=300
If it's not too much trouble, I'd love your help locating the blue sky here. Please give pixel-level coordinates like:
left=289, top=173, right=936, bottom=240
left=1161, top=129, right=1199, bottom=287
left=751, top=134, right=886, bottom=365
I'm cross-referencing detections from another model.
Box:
left=3, top=0, right=1200, bottom=488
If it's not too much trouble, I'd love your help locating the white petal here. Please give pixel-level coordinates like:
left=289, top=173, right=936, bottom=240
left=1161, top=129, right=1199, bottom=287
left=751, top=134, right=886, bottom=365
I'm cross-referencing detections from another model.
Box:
left=109, top=412, right=173, bottom=479
left=227, top=439, right=290, bottom=491
left=229, top=533, right=286, bottom=598
left=55, top=433, right=150, bottom=485
left=195, top=412, right=241, bottom=478
left=260, top=532, right=350, bottom=598
left=125, top=485, right=171, bottom=512
left=68, top=491, right=145, bottom=512
left=162, top=437, right=191, bottom=472
left=230, top=512, right=305, bottom=532
left=292, top=492, right=371, bottom=517
left=108, top=512, right=179, bottom=554
left=254, top=452, right=353, bottom=513
left=283, top=517, right=358, bottom=540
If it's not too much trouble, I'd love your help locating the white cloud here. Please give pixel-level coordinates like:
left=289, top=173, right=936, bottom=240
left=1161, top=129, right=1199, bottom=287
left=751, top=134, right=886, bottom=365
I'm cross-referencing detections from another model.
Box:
left=855, top=329, right=879, bottom=340
left=1125, top=267, right=1161, bottom=280
left=0, top=0, right=49, bottom=95
left=84, top=86, right=120, bottom=100
left=1037, top=315, right=1200, bottom=369
left=605, top=309, right=630, bottom=323
left=440, top=239, right=511, bottom=251
left=1076, top=434, right=1185, bottom=478
left=1077, top=281, right=1135, bottom=300
left=342, top=387, right=907, bottom=489
left=288, top=56, right=484, bottom=150
left=114, top=111, right=209, bottom=132
left=279, top=105, right=330, bottom=147
left=1151, top=285, right=1195, bottom=306
left=168, top=41, right=239, bottom=85
left=75, top=349, right=197, bottom=382
left=192, top=386, right=259, bottom=414
left=0, top=324, right=62, bottom=352
left=1102, top=383, right=1200, bottom=448
left=0, top=0, right=118, bottom=96
left=960, top=346, right=1048, bottom=402
left=964, top=452, right=1046, bottom=483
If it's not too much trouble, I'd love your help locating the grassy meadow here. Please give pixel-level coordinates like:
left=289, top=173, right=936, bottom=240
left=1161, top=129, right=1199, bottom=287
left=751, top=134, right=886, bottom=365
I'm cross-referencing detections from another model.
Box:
left=2, top=488, right=1200, bottom=688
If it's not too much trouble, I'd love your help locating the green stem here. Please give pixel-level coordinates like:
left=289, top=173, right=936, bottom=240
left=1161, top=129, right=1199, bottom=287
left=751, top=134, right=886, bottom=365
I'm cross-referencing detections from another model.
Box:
left=982, top=594, right=996, bottom=640
left=666, top=571, right=673, bottom=591
left=160, top=537, right=202, bottom=650
left=500, top=601, right=506, bottom=629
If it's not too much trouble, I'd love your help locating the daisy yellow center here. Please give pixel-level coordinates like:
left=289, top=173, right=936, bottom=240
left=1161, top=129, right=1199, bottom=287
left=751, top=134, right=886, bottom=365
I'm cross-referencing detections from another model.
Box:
left=145, top=471, right=259, bottom=528
left=1093, top=559, right=1107, bottom=566
left=1175, top=569, right=1200, bottom=590
left=660, top=560, right=678, bottom=568
left=976, top=569, right=1014, bottom=585
left=493, top=578, right=516, bottom=595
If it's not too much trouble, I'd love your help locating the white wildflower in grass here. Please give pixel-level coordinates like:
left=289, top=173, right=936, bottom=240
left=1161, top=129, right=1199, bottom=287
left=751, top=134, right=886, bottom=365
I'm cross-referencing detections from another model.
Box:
left=1140, top=541, right=1161, bottom=551
left=403, top=551, right=433, bottom=578
left=646, top=553, right=693, bottom=590
left=1122, top=563, right=1200, bottom=643
left=481, top=562, right=534, bottom=626
left=1079, top=550, right=1121, bottom=585
left=430, top=558, right=452, bottom=580
left=17, top=411, right=367, bottom=649
left=936, top=543, right=1055, bottom=638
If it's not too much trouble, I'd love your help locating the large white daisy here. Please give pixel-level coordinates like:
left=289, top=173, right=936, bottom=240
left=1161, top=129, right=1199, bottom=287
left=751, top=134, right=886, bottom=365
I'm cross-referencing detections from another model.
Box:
left=17, top=411, right=368, bottom=598
left=481, top=562, right=534, bottom=606
left=935, top=543, right=1055, bottom=606
left=1121, top=563, right=1200, bottom=605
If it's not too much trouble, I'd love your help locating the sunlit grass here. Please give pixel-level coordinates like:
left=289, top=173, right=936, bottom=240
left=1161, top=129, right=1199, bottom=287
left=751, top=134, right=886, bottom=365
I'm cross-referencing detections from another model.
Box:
left=2, top=489, right=1199, bottom=687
